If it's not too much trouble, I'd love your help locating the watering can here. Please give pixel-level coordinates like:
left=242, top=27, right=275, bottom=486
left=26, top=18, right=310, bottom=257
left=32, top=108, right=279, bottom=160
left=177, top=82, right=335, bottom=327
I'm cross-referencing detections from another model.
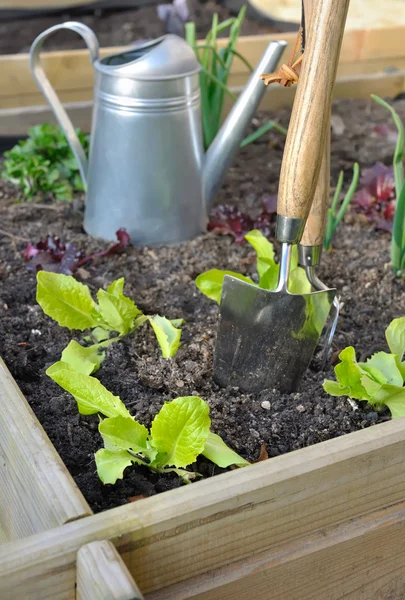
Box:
left=30, top=23, right=286, bottom=245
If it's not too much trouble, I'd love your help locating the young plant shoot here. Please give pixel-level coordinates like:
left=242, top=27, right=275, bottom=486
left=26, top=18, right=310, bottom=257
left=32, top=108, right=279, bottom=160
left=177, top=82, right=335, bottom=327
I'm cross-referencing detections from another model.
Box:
left=47, top=366, right=249, bottom=484
left=2, top=123, right=89, bottom=201
left=371, top=95, right=405, bottom=276
left=323, top=317, right=405, bottom=418
left=36, top=272, right=183, bottom=373
left=185, top=8, right=286, bottom=150
left=196, top=229, right=311, bottom=303
left=324, top=163, right=360, bottom=251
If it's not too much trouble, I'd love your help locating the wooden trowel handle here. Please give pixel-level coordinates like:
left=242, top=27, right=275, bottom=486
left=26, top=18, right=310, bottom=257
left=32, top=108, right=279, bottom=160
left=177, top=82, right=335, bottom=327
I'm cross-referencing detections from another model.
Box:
left=277, top=0, right=350, bottom=231
left=300, top=123, right=330, bottom=247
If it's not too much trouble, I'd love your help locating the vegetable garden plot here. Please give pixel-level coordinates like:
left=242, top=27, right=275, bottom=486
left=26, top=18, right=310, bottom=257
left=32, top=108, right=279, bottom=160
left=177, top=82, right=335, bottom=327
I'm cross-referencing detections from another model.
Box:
left=0, top=11, right=405, bottom=594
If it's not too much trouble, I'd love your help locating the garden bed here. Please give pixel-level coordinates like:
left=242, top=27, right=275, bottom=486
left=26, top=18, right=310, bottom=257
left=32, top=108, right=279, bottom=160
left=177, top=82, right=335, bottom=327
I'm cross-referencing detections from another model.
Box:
left=1, top=97, right=404, bottom=516
left=0, top=0, right=281, bottom=56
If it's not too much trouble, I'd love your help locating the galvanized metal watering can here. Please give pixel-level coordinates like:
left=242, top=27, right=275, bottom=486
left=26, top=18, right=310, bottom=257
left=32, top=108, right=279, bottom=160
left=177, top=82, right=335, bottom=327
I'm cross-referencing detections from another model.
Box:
left=30, top=23, right=286, bottom=245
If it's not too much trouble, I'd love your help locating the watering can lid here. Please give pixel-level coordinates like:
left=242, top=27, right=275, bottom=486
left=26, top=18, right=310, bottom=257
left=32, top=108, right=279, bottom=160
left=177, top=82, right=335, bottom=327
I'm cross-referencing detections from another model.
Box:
left=98, top=34, right=201, bottom=80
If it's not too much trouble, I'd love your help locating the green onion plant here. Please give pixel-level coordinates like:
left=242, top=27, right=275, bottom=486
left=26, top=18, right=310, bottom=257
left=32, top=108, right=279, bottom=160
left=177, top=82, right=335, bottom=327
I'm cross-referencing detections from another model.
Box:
left=185, top=6, right=286, bottom=151
left=372, top=94, right=405, bottom=277
left=324, top=162, right=360, bottom=252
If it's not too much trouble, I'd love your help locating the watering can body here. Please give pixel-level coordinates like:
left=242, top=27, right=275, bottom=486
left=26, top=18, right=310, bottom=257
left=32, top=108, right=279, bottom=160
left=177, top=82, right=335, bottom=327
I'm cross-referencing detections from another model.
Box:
left=30, top=23, right=286, bottom=246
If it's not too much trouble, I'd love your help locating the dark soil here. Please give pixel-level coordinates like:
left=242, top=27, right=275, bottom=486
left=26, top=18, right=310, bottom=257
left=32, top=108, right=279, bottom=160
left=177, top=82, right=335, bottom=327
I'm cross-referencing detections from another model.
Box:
left=0, top=97, right=405, bottom=514
left=0, top=0, right=284, bottom=55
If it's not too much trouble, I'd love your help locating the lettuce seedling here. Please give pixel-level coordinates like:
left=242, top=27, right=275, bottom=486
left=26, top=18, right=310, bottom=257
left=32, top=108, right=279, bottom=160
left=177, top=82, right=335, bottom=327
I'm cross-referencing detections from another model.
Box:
left=2, top=123, right=89, bottom=201
left=353, top=163, right=396, bottom=232
left=207, top=202, right=275, bottom=244
left=47, top=366, right=249, bottom=484
left=196, top=229, right=311, bottom=303
left=323, top=316, right=405, bottom=418
left=36, top=272, right=183, bottom=372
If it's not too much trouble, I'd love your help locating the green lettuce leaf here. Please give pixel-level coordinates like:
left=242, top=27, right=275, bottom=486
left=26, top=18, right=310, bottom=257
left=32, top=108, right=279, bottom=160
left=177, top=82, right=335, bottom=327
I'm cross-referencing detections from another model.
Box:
left=47, top=369, right=129, bottom=418
left=323, top=379, right=349, bottom=396
left=203, top=432, right=249, bottom=467
left=99, top=415, right=150, bottom=456
left=289, top=264, right=312, bottom=294
left=323, top=341, right=405, bottom=419
left=36, top=271, right=99, bottom=331
left=245, top=229, right=275, bottom=279
left=170, top=318, right=185, bottom=328
left=363, top=352, right=403, bottom=386
left=150, top=396, right=211, bottom=468
left=364, top=383, right=405, bottom=418
left=46, top=360, right=76, bottom=377
left=96, top=289, right=141, bottom=335
left=148, top=315, right=182, bottom=358
left=89, top=327, right=111, bottom=343
left=244, top=234, right=311, bottom=294
left=361, top=374, right=384, bottom=399
left=257, top=264, right=279, bottom=290
left=107, top=277, right=125, bottom=297
left=386, top=316, right=405, bottom=360
left=195, top=269, right=254, bottom=304
left=95, top=448, right=137, bottom=484
left=60, top=339, right=106, bottom=375
left=323, top=346, right=373, bottom=401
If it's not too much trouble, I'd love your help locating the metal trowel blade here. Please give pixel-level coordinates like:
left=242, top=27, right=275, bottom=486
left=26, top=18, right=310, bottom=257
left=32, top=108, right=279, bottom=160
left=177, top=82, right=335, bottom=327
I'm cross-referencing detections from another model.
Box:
left=213, top=275, right=336, bottom=394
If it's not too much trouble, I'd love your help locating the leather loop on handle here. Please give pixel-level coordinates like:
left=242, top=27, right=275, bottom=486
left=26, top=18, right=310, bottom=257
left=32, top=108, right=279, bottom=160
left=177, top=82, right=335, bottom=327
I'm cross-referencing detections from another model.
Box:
left=300, top=122, right=330, bottom=246
left=277, top=0, right=350, bottom=222
left=30, top=22, right=100, bottom=189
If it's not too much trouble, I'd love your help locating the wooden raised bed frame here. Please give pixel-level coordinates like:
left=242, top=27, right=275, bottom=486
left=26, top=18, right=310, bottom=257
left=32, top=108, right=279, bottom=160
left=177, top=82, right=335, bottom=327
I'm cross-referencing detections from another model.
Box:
left=1, top=25, right=405, bottom=134
left=2, top=26, right=405, bottom=599
left=2, top=350, right=405, bottom=599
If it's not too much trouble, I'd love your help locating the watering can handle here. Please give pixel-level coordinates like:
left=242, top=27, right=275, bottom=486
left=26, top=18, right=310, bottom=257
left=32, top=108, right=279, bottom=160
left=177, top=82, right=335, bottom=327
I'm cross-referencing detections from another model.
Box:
left=276, top=0, right=350, bottom=240
left=30, top=22, right=100, bottom=189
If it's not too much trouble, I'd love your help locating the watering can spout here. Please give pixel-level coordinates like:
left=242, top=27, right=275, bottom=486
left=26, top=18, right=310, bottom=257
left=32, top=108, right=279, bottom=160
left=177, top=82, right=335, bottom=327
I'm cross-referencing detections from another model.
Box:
left=203, top=39, right=287, bottom=210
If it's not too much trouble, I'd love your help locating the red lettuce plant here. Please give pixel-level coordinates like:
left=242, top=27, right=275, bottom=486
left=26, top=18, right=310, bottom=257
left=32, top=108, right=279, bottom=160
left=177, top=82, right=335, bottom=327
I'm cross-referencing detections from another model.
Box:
left=24, top=228, right=130, bottom=275
left=353, top=162, right=396, bottom=232
left=207, top=195, right=277, bottom=244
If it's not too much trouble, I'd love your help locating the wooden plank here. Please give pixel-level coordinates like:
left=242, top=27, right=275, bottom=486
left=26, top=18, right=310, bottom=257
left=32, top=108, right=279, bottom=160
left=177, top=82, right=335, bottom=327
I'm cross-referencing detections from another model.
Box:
left=1, top=418, right=405, bottom=598
left=0, top=0, right=93, bottom=7
left=3, top=70, right=404, bottom=136
left=253, top=70, right=405, bottom=111
left=0, top=101, right=93, bottom=135
left=77, top=541, right=144, bottom=600
left=1, top=26, right=405, bottom=110
left=248, top=0, right=405, bottom=31
left=0, top=358, right=91, bottom=544
left=150, top=503, right=405, bottom=600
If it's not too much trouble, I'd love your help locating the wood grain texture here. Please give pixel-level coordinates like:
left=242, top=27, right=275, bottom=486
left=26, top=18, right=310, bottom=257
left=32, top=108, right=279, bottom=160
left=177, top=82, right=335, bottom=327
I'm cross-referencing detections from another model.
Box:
left=0, top=358, right=91, bottom=543
left=2, top=418, right=405, bottom=598
left=277, top=0, right=350, bottom=220
left=1, top=26, right=405, bottom=110
left=77, top=541, right=144, bottom=600
left=149, top=503, right=405, bottom=599
left=299, top=126, right=330, bottom=246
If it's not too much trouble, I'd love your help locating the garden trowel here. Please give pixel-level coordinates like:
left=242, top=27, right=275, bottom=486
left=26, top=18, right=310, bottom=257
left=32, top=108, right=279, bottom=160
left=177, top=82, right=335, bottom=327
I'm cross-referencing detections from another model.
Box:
left=213, top=0, right=350, bottom=394
left=298, top=126, right=341, bottom=368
